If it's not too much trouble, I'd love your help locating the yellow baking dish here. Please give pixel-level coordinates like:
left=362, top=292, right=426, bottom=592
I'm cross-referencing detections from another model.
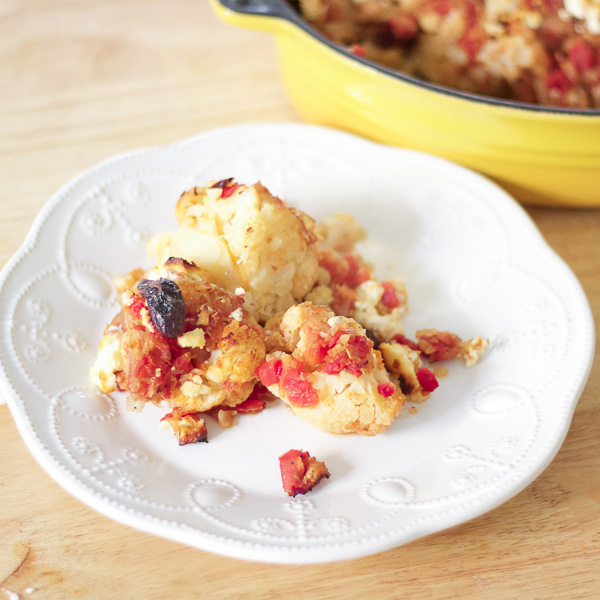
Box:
left=211, top=0, right=600, bottom=207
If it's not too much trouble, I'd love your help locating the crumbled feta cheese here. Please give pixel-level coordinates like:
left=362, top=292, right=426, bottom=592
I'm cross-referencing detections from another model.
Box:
left=230, top=307, right=244, bottom=321
left=178, top=328, right=206, bottom=349
left=89, top=331, right=122, bottom=393
left=122, top=291, right=134, bottom=306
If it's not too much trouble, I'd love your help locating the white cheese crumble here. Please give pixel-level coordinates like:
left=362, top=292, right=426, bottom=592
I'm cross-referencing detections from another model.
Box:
left=177, top=328, right=206, bottom=349
left=230, top=307, right=244, bottom=321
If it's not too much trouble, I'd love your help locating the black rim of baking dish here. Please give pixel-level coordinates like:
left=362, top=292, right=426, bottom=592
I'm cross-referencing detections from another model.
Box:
left=219, top=0, right=600, bottom=116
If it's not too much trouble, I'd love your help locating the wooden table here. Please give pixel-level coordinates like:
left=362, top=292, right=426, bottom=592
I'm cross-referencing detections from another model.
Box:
left=1, top=2, right=598, bottom=598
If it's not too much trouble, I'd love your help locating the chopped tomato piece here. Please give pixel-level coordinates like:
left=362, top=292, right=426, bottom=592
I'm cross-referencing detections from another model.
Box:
left=220, top=184, right=241, bottom=198
left=351, top=44, right=366, bottom=58
left=281, top=364, right=319, bottom=407
left=417, top=367, right=439, bottom=393
left=461, top=25, right=486, bottom=64
left=279, top=449, right=330, bottom=497
left=432, top=0, right=450, bottom=14
left=210, top=178, right=242, bottom=198
left=392, top=333, right=419, bottom=351
left=546, top=70, right=571, bottom=93
left=377, top=382, right=397, bottom=397
left=380, top=281, right=400, bottom=309
left=568, top=41, right=595, bottom=73
left=416, top=329, right=462, bottom=362
left=322, top=333, right=371, bottom=376
left=344, top=254, right=372, bottom=288
left=256, top=359, right=283, bottom=387
left=235, top=396, right=266, bottom=413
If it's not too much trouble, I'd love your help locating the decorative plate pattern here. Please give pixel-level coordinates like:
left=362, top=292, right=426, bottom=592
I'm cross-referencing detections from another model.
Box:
left=0, top=123, right=594, bottom=564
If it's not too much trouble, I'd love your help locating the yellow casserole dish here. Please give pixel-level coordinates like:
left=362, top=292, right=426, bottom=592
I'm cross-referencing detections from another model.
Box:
left=211, top=0, right=600, bottom=207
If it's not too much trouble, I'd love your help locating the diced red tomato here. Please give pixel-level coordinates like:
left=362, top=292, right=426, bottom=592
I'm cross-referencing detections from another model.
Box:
left=416, top=329, right=462, bottom=362
left=432, top=0, right=451, bottom=15
left=161, top=407, right=198, bottom=421
left=380, top=281, right=400, bottom=309
left=210, top=178, right=242, bottom=198
left=127, top=295, right=147, bottom=320
left=280, top=364, right=319, bottom=407
left=461, top=25, right=486, bottom=64
left=392, top=333, right=419, bottom=351
left=256, top=359, right=283, bottom=387
left=235, top=396, right=266, bottom=414
left=351, top=44, right=366, bottom=58
left=568, top=41, right=596, bottom=73
left=318, top=249, right=372, bottom=290
left=417, top=367, right=439, bottom=393
left=220, top=183, right=241, bottom=198
left=344, top=254, right=372, bottom=288
left=547, top=70, right=572, bottom=93
left=322, top=333, right=371, bottom=376
left=377, top=382, right=397, bottom=397
left=279, top=449, right=330, bottom=497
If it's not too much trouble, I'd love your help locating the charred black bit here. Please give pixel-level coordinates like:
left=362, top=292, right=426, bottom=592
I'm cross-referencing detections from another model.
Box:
left=211, top=178, right=234, bottom=189
left=138, top=278, right=186, bottom=338
left=164, top=256, right=197, bottom=269
left=364, top=327, right=380, bottom=349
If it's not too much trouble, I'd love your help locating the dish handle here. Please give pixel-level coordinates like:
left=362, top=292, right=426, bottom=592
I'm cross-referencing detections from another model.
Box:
left=210, top=0, right=297, bottom=34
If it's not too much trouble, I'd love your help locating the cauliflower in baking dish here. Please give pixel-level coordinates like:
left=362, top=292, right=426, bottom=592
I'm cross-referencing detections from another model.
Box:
left=147, top=179, right=320, bottom=323
left=90, top=257, right=266, bottom=416
left=258, top=302, right=405, bottom=435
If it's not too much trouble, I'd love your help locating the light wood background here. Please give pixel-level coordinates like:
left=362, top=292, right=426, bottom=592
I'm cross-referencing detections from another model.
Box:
left=1, top=1, right=599, bottom=599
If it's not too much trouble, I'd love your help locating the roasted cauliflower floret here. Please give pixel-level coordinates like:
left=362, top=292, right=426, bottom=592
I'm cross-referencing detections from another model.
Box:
left=258, top=302, right=405, bottom=435
left=147, top=180, right=320, bottom=323
left=89, top=257, right=266, bottom=413
left=89, top=320, right=124, bottom=394
left=315, top=212, right=366, bottom=254
left=460, top=335, right=489, bottom=366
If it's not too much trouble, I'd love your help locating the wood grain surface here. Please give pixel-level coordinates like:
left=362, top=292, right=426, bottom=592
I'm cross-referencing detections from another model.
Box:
left=1, top=1, right=598, bottom=599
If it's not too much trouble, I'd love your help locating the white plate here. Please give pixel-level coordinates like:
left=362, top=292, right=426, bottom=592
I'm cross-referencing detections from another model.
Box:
left=0, top=123, right=594, bottom=564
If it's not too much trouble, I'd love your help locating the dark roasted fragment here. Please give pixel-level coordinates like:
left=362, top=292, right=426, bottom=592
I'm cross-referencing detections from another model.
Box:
left=138, top=278, right=186, bottom=338
left=364, top=327, right=380, bottom=349
left=210, top=178, right=234, bottom=189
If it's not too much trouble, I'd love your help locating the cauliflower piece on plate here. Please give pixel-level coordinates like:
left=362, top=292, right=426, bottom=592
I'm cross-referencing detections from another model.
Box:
left=258, top=302, right=405, bottom=435
left=90, top=257, right=265, bottom=413
left=315, top=212, right=366, bottom=254
left=147, top=180, right=320, bottom=323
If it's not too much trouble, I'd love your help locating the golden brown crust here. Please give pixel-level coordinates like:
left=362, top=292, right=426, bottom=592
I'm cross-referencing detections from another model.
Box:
left=90, top=258, right=266, bottom=414
left=148, top=181, right=320, bottom=323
